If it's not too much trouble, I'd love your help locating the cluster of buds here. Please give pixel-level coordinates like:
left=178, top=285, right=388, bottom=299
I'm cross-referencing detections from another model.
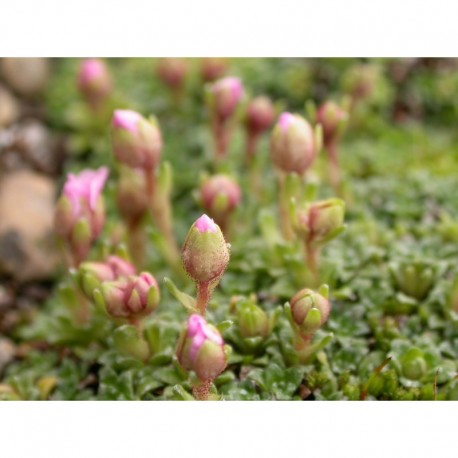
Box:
left=181, top=215, right=230, bottom=314
left=200, top=58, right=228, bottom=83
left=111, top=109, right=162, bottom=172
left=292, top=198, right=345, bottom=283
left=77, top=59, right=112, bottom=111
left=156, top=58, right=188, bottom=97
left=54, top=167, right=109, bottom=267
left=176, top=314, right=228, bottom=400
left=270, top=112, right=320, bottom=176
left=98, top=272, right=160, bottom=324
left=78, top=255, right=136, bottom=298
left=206, top=76, right=244, bottom=159
left=288, top=286, right=331, bottom=361
left=199, top=174, right=241, bottom=235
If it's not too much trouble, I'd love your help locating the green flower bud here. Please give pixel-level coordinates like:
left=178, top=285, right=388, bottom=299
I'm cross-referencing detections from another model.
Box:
left=237, top=300, right=270, bottom=339
left=181, top=214, right=230, bottom=284
left=400, top=348, right=427, bottom=381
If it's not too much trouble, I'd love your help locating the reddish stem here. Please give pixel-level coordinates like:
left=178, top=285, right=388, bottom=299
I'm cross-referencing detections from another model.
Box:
left=192, top=379, right=213, bottom=401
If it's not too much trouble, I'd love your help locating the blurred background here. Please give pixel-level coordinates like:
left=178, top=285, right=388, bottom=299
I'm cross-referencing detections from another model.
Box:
left=1, top=57, right=458, bottom=375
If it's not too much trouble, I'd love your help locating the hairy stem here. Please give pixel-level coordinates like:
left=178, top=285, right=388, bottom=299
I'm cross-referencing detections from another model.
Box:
left=192, top=379, right=213, bottom=401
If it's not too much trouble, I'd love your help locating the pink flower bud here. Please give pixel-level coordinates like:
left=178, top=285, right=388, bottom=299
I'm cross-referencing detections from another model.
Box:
left=208, top=77, right=244, bottom=122
left=290, top=289, right=331, bottom=335
left=79, top=255, right=136, bottom=297
left=182, top=215, right=230, bottom=284
left=54, top=167, right=109, bottom=265
left=201, top=58, right=228, bottom=83
left=176, top=314, right=227, bottom=381
left=200, top=175, right=241, bottom=220
left=77, top=59, right=112, bottom=108
left=111, top=109, right=162, bottom=171
left=245, top=96, right=275, bottom=136
left=101, top=272, right=160, bottom=320
left=294, top=199, right=345, bottom=245
left=156, top=58, right=188, bottom=90
left=316, top=101, right=348, bottom=148
left=270, top=112, right=317, bottom=175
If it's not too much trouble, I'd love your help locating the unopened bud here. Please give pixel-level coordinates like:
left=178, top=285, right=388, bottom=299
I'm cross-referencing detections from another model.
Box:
left=54, top=167, right=109, bottom=265
left=400, top=348, right=427, bottom=381
left=294, top=198, right=345, bottom=246
left=100, top=272, right=160, bottom=320
left=245, top=96, right=275, bottom=136
left=270, top=112, right=317, bottom=175
left=290, top=288, right=331, bottom=335
left=200, top=175, right=241, bottom=223
left=77, top=59, right=112, bottom=109
left=176, top=314, right=228, bottom=381
left=207, top=77, right=244, bottom=122
left=201, top=58, right=228, bottom=83
left=156, top=58, right=188, bottom=90
left=181, top=214, right=230, bottom=284
left=316, top=101, right=348, bottom=148
left=343, top=64, right=378, bottom=102
left=111, top=109, right=162, bottom=171
left=79, top=255, right=136, bottom=297
left=237, top=300, right=269, bottom=339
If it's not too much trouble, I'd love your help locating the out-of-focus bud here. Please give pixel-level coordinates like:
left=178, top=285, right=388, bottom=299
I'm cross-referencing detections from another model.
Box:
left=270, top=112, right=317, bottom=175
left=207, top=77, right=244, bottom=122
left=400, top=348, right=427, bottom=381
left=237, top=300, right=270, bottom=339
left=156, top=58, right=187, bottom=91
left=201, top=58, right=228, bottom=83
left=294, top=198, right=346, bottom=246
left=176, top=314, right=228, bottom=381
left=181, top=214, right=230, bottom=284
left=389, top=260, right=437, bottom=301
left=79, top=255, right=136, bottom=298
left=77, top=59, right=112, bottom=109
left=116, top=167, right=149, bottom=226
left=342, top=64, right=378, bottom=102
left=54, top=167, right=109, bottom=266
left=290, top=288, right=331, bottom=335
left=111, top=109, right=162, bottom=171
left=316, top=101, right=348, bottom=149
left=245, top=96, right=275, bottom=136
left=200, top=175, right=241, bottom=227
left=100, top=272, right=160, bottom=321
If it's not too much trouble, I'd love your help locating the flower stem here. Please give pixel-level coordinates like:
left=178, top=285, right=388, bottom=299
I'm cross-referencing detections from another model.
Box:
left=278, top=173, right=295, bottom=241
left=196, top=281, right=212, bottom=315
left=192, top=379, right=213, bottom=400
left=328, top=142, right=341, bottom=195
left=304, top=240, right=320, bottom=287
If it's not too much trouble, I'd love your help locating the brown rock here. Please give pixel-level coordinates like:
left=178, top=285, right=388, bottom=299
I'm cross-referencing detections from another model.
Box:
left=0, top=170, right=59, bottom=282
left=0, top=338, right=15, bottom=374
left=1, top=58, right=50, bottom=96
left=0, top=85, right=20, bottom=127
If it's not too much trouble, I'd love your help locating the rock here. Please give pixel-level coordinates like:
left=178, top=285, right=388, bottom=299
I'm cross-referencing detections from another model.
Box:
left=0, top=170, right=59, bottom=282
left=0, top=85, right=20, bottom=127
left=1, top=58, right=50, bottom=96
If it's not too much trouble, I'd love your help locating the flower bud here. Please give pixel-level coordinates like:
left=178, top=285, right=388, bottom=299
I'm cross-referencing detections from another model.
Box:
left=176, top=314, right=227, bottom=381
left=343, top=64, right=378, bottom=102
left=200, top=175, right=241, bottom=221
left=111, top=109, right=162, bottom=171
left=79, top=255, right=136, bottom=298
left=316, top=101, right=348, bottom=148
left=237, top=301, right=269, bottom=339
left=156, top=58, right=187, bottom=90
left=116, top=167, right=149, bottom=226
left=290, top=288, right=331, bottom=335
left=207, top=77, right=244, bottom=122
left=389, top=260, right=437, bottom=301
left=294, top=199, right=345, bottom=246
left=270, top=112, right=317, bottom=175
left=77, top=59, right=112, bottom=109
left=245, top=96, right=275, bottom=136
left=54, top=167, right=109, bottom=265
left=201, top=58, right=228, bottom=82
left=400, top=348, right=427, bottom=381
left=181, top=215, right=230, bottom=284
left=100, top=272, right=160, bottom=320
